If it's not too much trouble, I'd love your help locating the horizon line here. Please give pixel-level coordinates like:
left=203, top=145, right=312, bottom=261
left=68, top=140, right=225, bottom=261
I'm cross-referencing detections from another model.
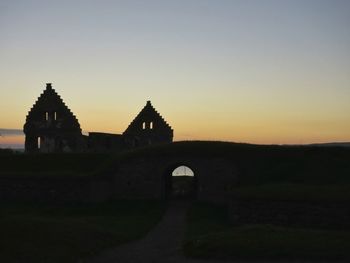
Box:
left=1, top=128, right=350, bottom=149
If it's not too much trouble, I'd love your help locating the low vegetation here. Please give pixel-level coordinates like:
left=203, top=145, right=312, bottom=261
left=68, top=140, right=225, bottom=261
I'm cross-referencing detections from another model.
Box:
left=0, top=200, right=166, bottom=262
left=231, top=183, right=350, bottom=201
left=0, top=153, right=110, bottom=177
left=184, top=202, right=350, bottom=260
left=1, top=142, right=350, bottom=261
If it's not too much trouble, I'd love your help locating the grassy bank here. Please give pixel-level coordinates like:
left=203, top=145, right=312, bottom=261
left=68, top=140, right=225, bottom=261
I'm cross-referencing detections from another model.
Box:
left=0, top=200, right=166, bottom=262
left=0, top=153, right=110, bottom=177
left=184, top=202, right=350, bottom=260
left=231, top=183, right=350, bottom=201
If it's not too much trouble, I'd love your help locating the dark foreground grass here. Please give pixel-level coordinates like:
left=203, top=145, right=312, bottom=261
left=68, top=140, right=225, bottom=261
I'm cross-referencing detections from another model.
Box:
left=231, top=183, right=350, bottom=201
left=0, top=200, right=166, bottom=262
left=0, top=153, right=110, bottom=177
left=184, top=202, right=350, bottom=260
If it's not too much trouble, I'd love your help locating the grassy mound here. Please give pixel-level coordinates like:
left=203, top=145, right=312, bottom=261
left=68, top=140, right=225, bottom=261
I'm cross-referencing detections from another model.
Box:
left=0, top=200, right=166, bottom=262
left=231, top=183, right=350, bottom=201
left=185, top=224, right=350, bottom=260
left=0, top=153, right=110, bottom=177
left=184, top=202, right=350, bottom=260
left=105, top=141, right=350, bottom=184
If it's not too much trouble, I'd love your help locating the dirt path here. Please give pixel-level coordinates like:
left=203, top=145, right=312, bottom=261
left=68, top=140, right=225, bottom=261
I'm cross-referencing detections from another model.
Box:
left=88, top=201, right=337, bottom=263
left=89, top=200, right=191, bottom=263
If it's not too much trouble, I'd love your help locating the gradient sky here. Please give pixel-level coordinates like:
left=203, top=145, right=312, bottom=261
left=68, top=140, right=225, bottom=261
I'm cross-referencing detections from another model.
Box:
left=1, top=0, right=350, bottom=147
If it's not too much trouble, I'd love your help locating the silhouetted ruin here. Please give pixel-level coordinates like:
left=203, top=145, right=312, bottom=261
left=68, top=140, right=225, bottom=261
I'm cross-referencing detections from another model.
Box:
left=24, top=83, right=173, bottom=153
left=24, top=84, right=84, bottom=153
left=123, top=100, right=173, bottom=148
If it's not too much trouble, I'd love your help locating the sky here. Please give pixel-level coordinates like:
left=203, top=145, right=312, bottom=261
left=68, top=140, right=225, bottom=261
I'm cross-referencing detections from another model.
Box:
left=1, top=0, right=350, bottom=148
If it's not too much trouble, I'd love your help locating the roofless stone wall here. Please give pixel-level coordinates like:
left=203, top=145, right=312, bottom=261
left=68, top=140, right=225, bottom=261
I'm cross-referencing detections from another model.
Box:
left=24, top=83, right=83, bottom=153
left=23, top=84, right=173, bottom=153
left=123, top=100, right=173, bottom=148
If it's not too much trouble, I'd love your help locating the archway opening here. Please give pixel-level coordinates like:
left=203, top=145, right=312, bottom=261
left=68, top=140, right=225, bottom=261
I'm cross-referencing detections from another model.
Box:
left=165, top=165, right=197, bottom=199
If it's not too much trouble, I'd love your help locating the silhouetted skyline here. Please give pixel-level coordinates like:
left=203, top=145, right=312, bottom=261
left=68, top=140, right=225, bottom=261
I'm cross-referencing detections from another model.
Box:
left=1, top=0, right=350, bottom=146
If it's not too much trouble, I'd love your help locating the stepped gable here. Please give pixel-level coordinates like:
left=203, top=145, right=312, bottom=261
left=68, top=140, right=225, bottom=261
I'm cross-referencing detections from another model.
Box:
left=24, top=83, right=81, bottom=133
left=23, top=83, right=84, bottom=153
left=123, top=100, right=173, bottom=135
left=122, top=100, right=173, bottom=147
left=23, top=84, right=174, bottom=152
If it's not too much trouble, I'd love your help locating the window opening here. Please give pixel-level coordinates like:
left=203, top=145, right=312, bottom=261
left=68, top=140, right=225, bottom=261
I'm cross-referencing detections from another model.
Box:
left=45, top=112, right=49, bottom=121
left=150, top=121, right=153, bottom=129
left=142, top=122, right=146, bottom=129
left=54, top=112, right=57, bottom=120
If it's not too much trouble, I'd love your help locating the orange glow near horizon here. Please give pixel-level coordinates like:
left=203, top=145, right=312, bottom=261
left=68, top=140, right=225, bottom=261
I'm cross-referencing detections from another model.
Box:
left=1, top=85, right=350, bottom=147
left=0, top=135, right=24, bottom=148
left=1, top=92, right=350, bottom=147
left=1, top=114, right=350, bottom=148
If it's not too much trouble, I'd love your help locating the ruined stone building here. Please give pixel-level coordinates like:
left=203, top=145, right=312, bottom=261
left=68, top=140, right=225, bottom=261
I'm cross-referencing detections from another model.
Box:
left=24, top=83, right=173, bottom=153
left=24, top=84, right=84, bottom=153
left=123, top=101, right=173, bottom=148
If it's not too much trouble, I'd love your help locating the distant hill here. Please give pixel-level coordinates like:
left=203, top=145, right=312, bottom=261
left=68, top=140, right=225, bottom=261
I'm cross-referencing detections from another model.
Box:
left=0, top=128, right=24, bottom=135
left=1, top=128, right=349, bottom=148
left=308, top=142, right=350, bottom=147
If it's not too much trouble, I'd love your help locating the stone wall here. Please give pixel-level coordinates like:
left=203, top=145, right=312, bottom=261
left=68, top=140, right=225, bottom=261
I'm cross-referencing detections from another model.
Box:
left=123, top=101, right=173, bottom=147
left=88, top=132, right=123, bottom=153
left=111, top=156, right=238, bottom=203
left=229, top=198, right=350, bottom=229
left=24, top=83, right=83, bottom=153
left=0, top=155, right=239, bottom=204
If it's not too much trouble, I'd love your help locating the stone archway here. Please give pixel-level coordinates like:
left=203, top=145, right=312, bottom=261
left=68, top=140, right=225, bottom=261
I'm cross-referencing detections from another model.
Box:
left=162, top=163, right=198, bottom=200
left=112, top=154, right=239, bottom=203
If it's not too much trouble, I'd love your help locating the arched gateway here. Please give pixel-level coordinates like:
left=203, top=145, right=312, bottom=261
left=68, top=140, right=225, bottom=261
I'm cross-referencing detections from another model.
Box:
left=112, top=156, right=238, bottom=203
left=22, top=83, right=239, bottom=204
left=162, top=163, right=197, bottom=199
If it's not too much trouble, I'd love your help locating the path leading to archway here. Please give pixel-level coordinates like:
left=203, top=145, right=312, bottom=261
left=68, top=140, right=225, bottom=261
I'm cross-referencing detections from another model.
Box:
left=88, top=201, right=337, bottom=263
left=89, top=200, right=191, bottom=263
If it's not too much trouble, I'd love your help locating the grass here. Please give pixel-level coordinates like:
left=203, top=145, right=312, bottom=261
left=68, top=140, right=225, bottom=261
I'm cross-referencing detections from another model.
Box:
left=0, top=200, right=166, bottom=262
left=231, top=183, right=350, bottom=201
left=185, top=202, right=228, bottom=240
left=1, top=143, right=350, bottom=260
left=184, top=202, right=350, bottom=260
left=0, top=153, right=110, bottom=177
